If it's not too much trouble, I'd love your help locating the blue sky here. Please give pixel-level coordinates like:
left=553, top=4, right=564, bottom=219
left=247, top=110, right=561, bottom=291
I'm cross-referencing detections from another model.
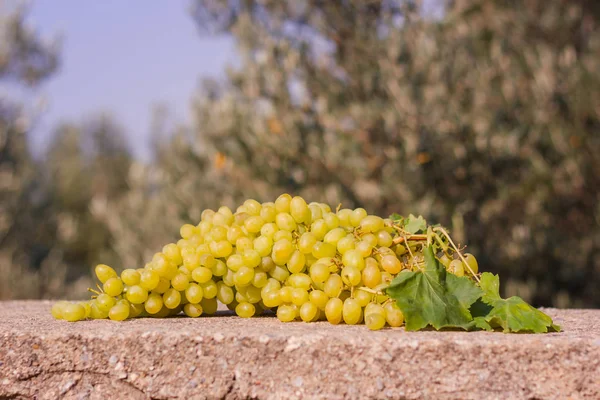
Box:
left=25, top=0, right=235, bottom=160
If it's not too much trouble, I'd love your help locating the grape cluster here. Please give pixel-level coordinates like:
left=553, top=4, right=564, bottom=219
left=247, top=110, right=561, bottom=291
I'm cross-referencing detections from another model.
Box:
left=51, top=195, right=479, bottom=330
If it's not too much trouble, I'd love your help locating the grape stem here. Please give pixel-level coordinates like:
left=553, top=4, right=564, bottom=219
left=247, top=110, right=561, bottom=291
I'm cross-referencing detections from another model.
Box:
left=433, top=227, right=480, bottom=283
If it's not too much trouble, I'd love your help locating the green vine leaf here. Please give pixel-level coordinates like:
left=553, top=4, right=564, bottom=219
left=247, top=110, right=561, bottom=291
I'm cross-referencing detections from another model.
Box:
left=475, top=273, right=561, bottom=333
left=403, top=214, right=427, bottom=234
left=386, top=245, right=483, bottom=331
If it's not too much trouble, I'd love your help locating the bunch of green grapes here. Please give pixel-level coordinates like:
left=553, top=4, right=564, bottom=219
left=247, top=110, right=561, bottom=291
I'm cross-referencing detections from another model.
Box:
left=52, top=194, right=479, bottom=330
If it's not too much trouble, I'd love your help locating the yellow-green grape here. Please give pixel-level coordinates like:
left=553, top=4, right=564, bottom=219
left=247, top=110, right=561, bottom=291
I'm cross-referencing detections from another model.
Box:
left=261, top=278, right=281, bottom=295
left=163, top=243, right=183, bottom=265
left=365, top=313, right=386, bottom=330
left=182, top=253, right=200, bottom=271
left=448, top=259, right=465, bottom=277
left=350, top=208, right=368, bottom=227
left=108, top=302, right=130, bottom=321
left=342, top=249, right=365, bottom=270
left=81, top=302, right=92, bottom=318
left=199, top=254, right=216, bottom=268
left=341, top=265, right=361, bottom=287
left=279, top=287, right=293, bottom=303
left=211, top=225, right=228, bottom=241
left=325, top=297, right=343, bottom=324
left=89, top=301, right=109, bottom=319
left=218, top=205, right=234, bottom=219
left=438, top=253, right=451, bottom=267
left=275, top=212, right=296, bottom=232
left=287, top=250, right=306, bottom=274
left=103, top=277, right=124, bottom=297
left=342, top=298, right=362, bottom=325
left=275, top=193, right=292, bottom=213
left=51, top=301, right=68, bottom=320
left=62, top=303, right=86, bottom=322
left=210, top=240, right=233, bottom=258
left=260, top=222, right=278, bottom=238
left=324, top=274, right=343, bottom=298
left=376, top=230, right=393, bottom=248
left=323, top=227, right=346, bottom=245
left=245, top=216, right=265, bottom=233
left=384, top=302, right=405, bottom=327
left=95, top=264, right=117, bottom=283
left=309, top=262, right=330, bottom=283
left=381, top=255, right=402, bottom=274
left=312, top=241, right=336, bottom=259
left=139, top=269, right=160, bottom=291
left=171, top=272, right=189, bottom=291
left=192, top=267, right=213, bottom=284
left=463, top=253, right=479, bottom=275
left=260, top=204, right=276, bottom=223
left=163, top=289, right=181, bottom=309
left=96, top=293, right=116, bottom=313
left=201, top=297, right=218, bottom=315
left=288, top=273, right=312, bottom=290
left=277, top=304, right=297, bottom=322
left=253, top=236, right=273, bottom=257
left=234, top=266, right=255, bottom=286
left=243, top=199, right=262, bottom=216
left=364, top=302, right=386, bottom=317
left=185, top=283, right=204, bottom=304
left=235, top=302, right=255, bottom=318
left=201, top=280, right=218, bottom=299
left=290, top=288, right=309, bottom=306
left=180, top=224, right=197, bottom=239
left=336, top=235, right=356, bottom=255
left=211, top=212, right=228, bottom=227
left=299, top=302, right=319, bottom=322
left=152, top=277, right=170, bottom=294
left=226, top=254, right=244, bottom=272
left=259, top=256, right=276, bottom=272
left=360, top=215, right=384, bottom=233
left=362, top=259, right=382, bottom=288
left=242, top=249, right=261, bottom=268
left=215, top=282, right=233, bottom=305
left=211, top=260, right=227, bottom=277
left=234, top=211, right=250, bottom=226
left=269, top=265, right=290, bottom=282
left=121, top=269, right=141, bottom=286
left=337, top=209, right=352, bottom=227
left=151, top=305, right=171, bottom=318
left=323, top=212, right=340, bottom=230
left=246, top=286, right=263, bottom=304
left=395, top=244, right=407, bottom=256
left=252, top=271, right=268, bottom=288
left=197, top=220, right=212, bottom=235
left=184, top=303, right=203, bottom=317
left=309, top=290, right=329, bottom=311
left=227, top=225, right=245, bottom=244
left=145, top=293, right=163, bottom=314
left=355, top=241, right=373, bottom=258
left=308, top=203, right=323, bottom=222
left=129, top=302, right=144, bottom=318
left=262, top=290, right=281, bottom=308
left=353, top=288, right=372, bottom=307
left=272, top=238, right=294, bottom=264
left=298, top=232, right=317, bottom=254
left=361, top=233, right=378, bottom=247
left=310, top=220, right=329, bottom=240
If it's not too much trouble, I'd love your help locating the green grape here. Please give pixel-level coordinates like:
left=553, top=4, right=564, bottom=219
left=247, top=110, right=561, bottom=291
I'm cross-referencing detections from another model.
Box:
left=380, top=254, right=402, bottom=274
left=364, top=302, right=385, bottom=317
left=361, top=233, right=378, bottom=247
left=355, top=241, right=373, bottom=258
left=376, top=230, right=393, bottom=248
left=288, top=273, right=312, bottom=290
left=244, top=216, right=265, bottom=233
left=349, top=208, right=368, bottom=227
left=309, top=290, right=329, bottom=311
left=290, top=196, right=310, bottom=223
left=163, top=289, right=181, bottom=309
left=308, top=204, right=323, bottom=222
left=145, top=293, right=164, bottom=314
left=336, top=235, right=356, bottom=255
left=353, top=288, right=372, bottom=307
left=180, top=224, right=197, bottom=240
left=103, top=277, right=124, bottom=297
left=171, top=272, right=190, bottom=291
left=323, top=212, right=340, bottom=230
left=242, top=249, right=261, bottom=268
left=365, top=313, right=386, bottom=331
left=184, top=303, right=203, bottom=318
left=260, top=204, right=276, bottom=223
left=96, top=293, right=116, bottom=313
left=108, top=302, right=130, bottom=321
left=163, top=243, right=183, bottom=266
left=211, top=212, right=229, bottom=227
left=89, top=303, right=108, bottom=319
left=275, top=193, right=292, bottom=213
left=188, top=234, right=203, bottom=248
left=201, top=297, right=218, bottom=315
left=261, top=278, right=281, bottom=296
left=309, top=262, right=330, bottom=283
left=384, top=302, right=405, bottom=327
left=323, top=227, right=346, bottom=245
left=182, top=253, right=201, bottom=271
left=359, top=215, right=384, bottom=233
left=448, top=260, right=465, bottom=277
left=341, top=265, right=361, bottom=287
left=234, top=266, right=255, bottom=286
left=362, top=259, right=382, bottom=288
left=236, top=290, right=249, bottom=303
left=310, top=220, right=329, bottom=240
left=246, top=285, right=263, bottom=303
left=210, top=240, right=233, bottom=258
left=277, top=304, right=297, bottom=322
left=260, top=222, right=278, bottom=238
left=211, top=260, right=227, bottom=277
left=324, top=274, right=343, bottom=298
left=325, top=298, right=343, bottom=324
left=339, top=290, right=351, bottom=302
left=273, top=230, right=293, bottom=242
left=395, top=244, right=407, bottom=256
left=192, top=267, right=213, bottom=284
left=121, top=269, right=141, bottom=286
left=226, top=254, right=244, bottom=272
left=287, top=250, right=306, bottom=274
left=269, top=265, right=290, bottom=282
left=275, top=212, right=297, bottom=232
left=272, top=239, right=294, bottom=265
left=312, top=241, right=336, bottom=259
left=81, top=302, right=92, bottom=318
left=226, top=225, right=244, bottom=244
left=298, top=232, right=317, bottom=254
left=62, top=303, right=86, bottom=322
left=290, top=288, right=309, bottom=306
left=234, top=211, right=250, bottom=226
left=218, top=205, right=233, bottom=219
left=216, top=282, right=234, bottom=304
left=197, top=220, right=212, bottom=235
left=262, top=290, right=281, bottom=308
left=95, top=264, right=117, bottom=283
left=278, top=287, right=293, bottom=303
left=201, top=280, right=218, bottom=299
left=210, top=226, right=228, bottom=242
left=129, top=302, right=144, bottom=318
left=185, top=283, right=204, bottom=304
left=236, top=302, right=256, bottom=318
left=236, top=237, right=254, bottom=253
left=342, top=249, right=365, bottom=270
left=253, top=236, right=273, bottom=257
left=337, top=209, right=352, bottom=227
left=244, top=199, right=262, bottom=216
left=252, top=271, right=268, bottom=288
left=438, top=253, right=451, bottom=267
left=342, top=298, right=362, bottom=325
left=299, top=302, right=319, bottom=322
left=151, top=305, right=172, bottom=318
left=463, top=253, right=479, bottom=275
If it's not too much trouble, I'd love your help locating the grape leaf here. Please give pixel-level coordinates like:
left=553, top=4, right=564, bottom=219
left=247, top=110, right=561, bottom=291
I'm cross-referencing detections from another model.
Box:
left=404, top=214, right=427, bottom=234
left=476, top=273, right=561, bottom=333
left=386, top=245, right=483, bottom=331
left=390, top=213, right=402, bottom=221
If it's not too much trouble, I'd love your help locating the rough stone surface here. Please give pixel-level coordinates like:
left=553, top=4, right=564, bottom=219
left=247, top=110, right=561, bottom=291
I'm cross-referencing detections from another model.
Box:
left=0, top=301, right=598, bottom=400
